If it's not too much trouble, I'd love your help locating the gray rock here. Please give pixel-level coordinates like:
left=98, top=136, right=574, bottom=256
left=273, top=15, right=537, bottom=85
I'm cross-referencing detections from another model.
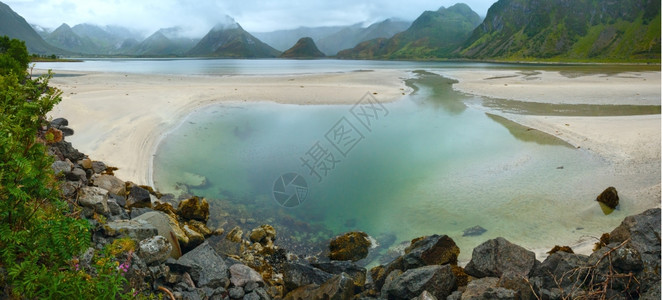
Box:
left=67, top=167, right=88, bottom=183
left=91, top=174, right=126, bottom=196
left=282, top=262, right=333, bottom=291
left=50, top=117, right=69, bottom=127
left=101, top=219, right=158, bottom=241
left=531, top=251, right=588, bottom=291
left=229, top=264, right=264, bottom=288
left=380, top=269, right=403, bottom=298
left=447, top=291, right=462, bottom=300
left=312, top=261, right=366, bottom=287
left=244, top=291, right=261, bottom=300
left=609, top=208, right=660, bottom=274
left=415, top=290, right=438, bottom=300
left=107, top=199, right=123, bottom=216
left=59, top=126, right=74, bottom=137
left=403, top=235, right=460, bottom=269
left=383, top=265, right=457, bottom=300
left=91, top=161, right=107, bottom=174
left=78, top=186, right=110, bottom=215
left=284, top=273, right=355, bottom=300
left=244, top=281, right=259, bottom=292
left=462, top=226, right=487, bottom=237
left=139, top=235, right=172, bottom=265
left=52, top=141, right=85, bottom=162
left=127, top=185, right=152, bottom=209
left=461, top=277, right=517, bottom=300
left=228, top=286, right=244, bottom=299
left=130, top=207, right=153, bottom=219
left=59, top=180, right=80, bottom=199
left=51, top=160, right=73, bottom=175
left=168, top=242, right=228, bottom=289
left=134, top=211, right=183, bottom=259
left=465, top=237, right=537, bottom=278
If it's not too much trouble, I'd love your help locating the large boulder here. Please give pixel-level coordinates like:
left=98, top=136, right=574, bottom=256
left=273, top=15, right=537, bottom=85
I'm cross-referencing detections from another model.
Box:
left=102, top=219, right=158, bottom=242
left=91, top=174, right=126, bottom=196
left=596, top=186, right=619, bottom=209
left=167, top=242, right=229, bottom=289
left=465, top=237, right=537, bottom=278
left=382, top=265, right=457, bottom=300
left=284, top=273, right=355, bottom=300
left=51, top=141, right=85, bottom=162
left=126, top=185, right=152, bottom=209
left=177, top=196, right=210, bottom=221
left=282, top=262, right=333, bottom=292
left=402, top=235, right=460, bottom=269
left=78, top=186, right=110, bottom=215
left=51, top=159, right=73, bottom=175
left=608, top=208, right=660, bottom=274
left=134, top=211, right=184, bottom=258
left=460, top=277, right=517, bottom=300
left=229, top=263, right=264, bottom=288
left=328, top=231, right=371, bottom=262
left=530, top=251, right=588, bottom=292
left=312, top=261, right=366, bottom=288
left=138, top=235, right=172, bottom=265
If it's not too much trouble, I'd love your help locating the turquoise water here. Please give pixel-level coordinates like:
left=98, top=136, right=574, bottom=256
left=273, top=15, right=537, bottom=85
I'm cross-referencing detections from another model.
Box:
left=152, top=71, right=642, bottom=262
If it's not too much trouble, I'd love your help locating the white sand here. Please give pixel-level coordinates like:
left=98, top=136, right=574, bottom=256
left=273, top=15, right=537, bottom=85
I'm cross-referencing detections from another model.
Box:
left=47, top=70, right=412, bottom=185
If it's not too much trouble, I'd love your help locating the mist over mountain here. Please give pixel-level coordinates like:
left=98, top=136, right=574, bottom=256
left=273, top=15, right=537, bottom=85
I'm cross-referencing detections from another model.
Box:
left=128, top=28, right=199, bottom=56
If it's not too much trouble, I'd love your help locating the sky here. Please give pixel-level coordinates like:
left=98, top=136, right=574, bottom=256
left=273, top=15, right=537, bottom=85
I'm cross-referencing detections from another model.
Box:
left=5, top=0, right=497, bottom=37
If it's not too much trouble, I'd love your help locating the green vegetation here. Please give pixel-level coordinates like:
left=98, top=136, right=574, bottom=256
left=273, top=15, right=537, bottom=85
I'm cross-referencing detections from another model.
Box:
left=0, top=36, right=131, bottom=298
left=279, top=37, right=326, bottom=58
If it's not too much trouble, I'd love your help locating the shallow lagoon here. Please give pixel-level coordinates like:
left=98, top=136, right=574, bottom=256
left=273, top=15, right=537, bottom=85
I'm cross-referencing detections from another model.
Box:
left=152, top=70, right=645, bottom=263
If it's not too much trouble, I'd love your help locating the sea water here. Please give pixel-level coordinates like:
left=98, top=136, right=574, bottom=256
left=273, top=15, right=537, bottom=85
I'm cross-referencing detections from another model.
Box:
left=151, top=70, right=649, bottom=263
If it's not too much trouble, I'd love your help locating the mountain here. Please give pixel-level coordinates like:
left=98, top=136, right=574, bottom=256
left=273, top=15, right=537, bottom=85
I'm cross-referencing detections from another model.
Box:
left=460, top=0, right=661, bottom=61
left=338, top=3, right=482, bottom=59
left=46, top=23, right=100, bottom=54
left=31, top=24, right=51, bottom=38
left=280, top=37, right=325, bottom=58
left=71, top=24, right=143, bottom=54
left=188, top=23, right=281, bottom=58
left=252, top=26, right=348, bottom=52
left=0, top=1, right=64, bottom=54
left=129, top=29, right=197, bottom=56
left=317, top=19, right=411, bottom=55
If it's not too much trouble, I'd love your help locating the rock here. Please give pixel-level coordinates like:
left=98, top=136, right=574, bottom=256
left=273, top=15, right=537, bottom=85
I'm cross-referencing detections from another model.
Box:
left=81, top=158, right=93, bottom=169
left=91, top=174, right=126, bottom=196
left=282, top=262, right=333, bottom=292
left=465, top=237, right=536, bottom=278
left=414, top=290, right=438, bottom=300
left=530, top=251, right=588, bottom=292
left=250, top=224, right=276, bottom=244
left=59, top=126, right=74, bottom=137
left=177, top=196, right=210, bottom=221
left=461, top=277, right=517, bottom=300
left=182, top=224, right=205, bottom=251
left=102, top=219, right=158, bottom=241
left=284, top=273, right=355, bottom=300
left=312, top=261, right=366, bottom=288
left=50, top=117, right=69, bottom=127
left=462, top=226, right=487, bottom=237
left=403, top=234, right=460, bottom=269
left=107, top=199, right=124, bottom=216
left=168, top=242, right=229, bottom=289
left=383, top=265, right=457, bottom=300
left=139, top=235, right=172, bottom=265
left=229, top=286, right=245, bottom=299
left=127, top=185, right=152, bottom=209
left=91, top=161, right=107, bottom=174
left=67, top=167, right=88, bottom=183
left=130, top=207, right=154, bottom=219
left=609, top=208, right=660, bottom=274
left=229, top=263, right=264, bottom=287
left=51, top=160, right=73, bottom=175
left=78, top=186, right=110, bottom=215
left=447, top=291, right=463, bottom=300
left=226, top=226, right=243, bottom=243
left=596, top=186, right=619, bottom=209
left=134, top=211, right=184, bottom=258
left=328, top=231, right=371, bottom=262
left=187, top=220, right=213, bottom=237
left=52, top=141, right=85, bottom=162
left=59, top=180, right=80, bottom=199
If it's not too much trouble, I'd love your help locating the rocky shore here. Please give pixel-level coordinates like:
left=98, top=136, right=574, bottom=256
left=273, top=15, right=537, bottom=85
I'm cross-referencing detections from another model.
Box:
left=44, top=118, right=660, bottom=299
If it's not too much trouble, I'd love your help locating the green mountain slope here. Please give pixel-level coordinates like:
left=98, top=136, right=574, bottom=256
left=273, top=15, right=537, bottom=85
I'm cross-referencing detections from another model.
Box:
left=317, top=19, right=411, bottom=55
left=338, top=3, right=481, bottom=59
left=280, top=37, right=325, bottom=58
left=45, top=23, right=100, bottom=54
left=461, top=0, right=661, bottom=62
left=188, top=24, right=281, bottom=58
left=129, top=30, right=197, bottom=56
left=0, top=1, right=63, bottom=54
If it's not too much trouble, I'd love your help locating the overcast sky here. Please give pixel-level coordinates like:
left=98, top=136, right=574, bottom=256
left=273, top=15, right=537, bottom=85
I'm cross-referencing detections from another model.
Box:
left=6, top=0, right=497, bottom=37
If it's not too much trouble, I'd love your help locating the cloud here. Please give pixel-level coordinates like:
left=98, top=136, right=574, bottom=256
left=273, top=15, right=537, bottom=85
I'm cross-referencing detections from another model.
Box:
left=4, top=0, right=496, bottom=37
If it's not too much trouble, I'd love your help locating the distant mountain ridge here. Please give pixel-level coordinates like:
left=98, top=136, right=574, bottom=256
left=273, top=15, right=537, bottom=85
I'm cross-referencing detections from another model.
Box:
left=46, top=24, right=101, bottom=54
left=338, top=4, right=482, bottom=59
left=187, top=24, right=281, bottom=58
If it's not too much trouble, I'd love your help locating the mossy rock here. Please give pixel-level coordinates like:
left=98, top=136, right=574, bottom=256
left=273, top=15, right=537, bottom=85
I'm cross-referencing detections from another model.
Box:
left=329, top=231, right=371, bottom=262
left=177, top=196, right=209, bottom=221
left=596, top=186, right=619, bottom=209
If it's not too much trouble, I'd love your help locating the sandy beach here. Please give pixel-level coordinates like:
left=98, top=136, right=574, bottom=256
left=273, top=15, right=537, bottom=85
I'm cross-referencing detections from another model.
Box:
left=47, top=70, right=411, bottom=185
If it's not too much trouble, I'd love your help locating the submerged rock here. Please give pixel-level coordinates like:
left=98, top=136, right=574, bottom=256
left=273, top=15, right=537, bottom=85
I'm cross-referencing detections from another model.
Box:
left=596, top=186, right=619, bottom=209
left=462, top=225, right=487, bottom=237
left=328, top=231, right=371, bottom=262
